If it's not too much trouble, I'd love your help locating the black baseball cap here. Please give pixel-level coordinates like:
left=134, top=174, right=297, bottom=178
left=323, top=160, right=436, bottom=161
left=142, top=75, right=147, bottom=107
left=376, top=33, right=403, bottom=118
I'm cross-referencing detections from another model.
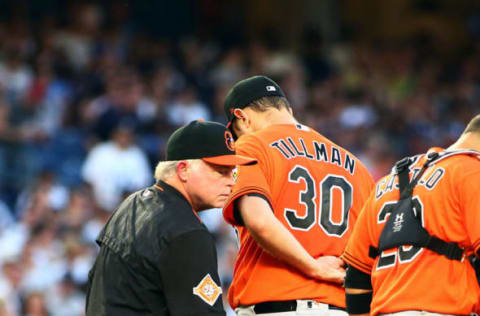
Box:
left=224, top=75, right=285, bottom=130
left=166, top=120, right=257, bottom=166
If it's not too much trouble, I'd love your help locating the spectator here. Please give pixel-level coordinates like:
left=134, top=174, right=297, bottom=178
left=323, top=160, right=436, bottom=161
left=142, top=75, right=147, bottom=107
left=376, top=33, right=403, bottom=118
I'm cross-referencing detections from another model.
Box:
left=21, top=292, right=48, bottom=316
left=46, top=275, right=85, bottom=316
left=166, top=85, right=211, bottom=126
left=0, top=259, right=24, bottom=316
left=53, top=3, right=102, bottom=72
left=81, top=122, right=152, bottom=211
left=0, top=49, right=33, bottom=104
left=0, top=298, right=8, bottom=316
left=0, top=2, right=478, bottom=314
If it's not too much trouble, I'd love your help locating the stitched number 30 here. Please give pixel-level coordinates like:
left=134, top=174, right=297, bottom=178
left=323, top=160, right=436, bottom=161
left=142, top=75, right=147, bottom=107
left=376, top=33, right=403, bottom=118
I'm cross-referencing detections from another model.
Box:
left=284, top=165, right=353, bottom=236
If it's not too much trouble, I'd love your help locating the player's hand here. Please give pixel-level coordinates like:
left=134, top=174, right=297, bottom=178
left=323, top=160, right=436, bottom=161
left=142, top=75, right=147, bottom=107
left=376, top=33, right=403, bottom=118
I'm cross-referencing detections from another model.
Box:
left=311, top=256, right=346, bottom=284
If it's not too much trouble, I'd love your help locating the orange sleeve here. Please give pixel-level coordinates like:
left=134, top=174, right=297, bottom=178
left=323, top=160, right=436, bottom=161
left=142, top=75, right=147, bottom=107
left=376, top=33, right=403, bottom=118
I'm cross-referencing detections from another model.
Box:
left=223, top=134, right=273, bottom=226
left=342, top=190, right=377, bottom=274
left=459, top=166, right=480, bottom=256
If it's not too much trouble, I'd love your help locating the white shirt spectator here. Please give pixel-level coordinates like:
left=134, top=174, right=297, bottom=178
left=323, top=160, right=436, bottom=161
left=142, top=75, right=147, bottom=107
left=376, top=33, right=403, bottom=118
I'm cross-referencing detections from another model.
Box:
left=0, top=224, right=29, bottom=266
left=167, top=100, right=211, bottom=126
left=82, top=140, right=152, bottom=211
left=0, top=275, right=20, bottom=316
left=0, top=201, right=13, bottom=232
left=0, top=62, right=33, bottom=100
left=46, top=283, right=85, bottom=316
left=21, top=240, right=68, bottom=292
left=0, top=263, right=23, bottom=316
left=166, top=86, right=211, bottom=126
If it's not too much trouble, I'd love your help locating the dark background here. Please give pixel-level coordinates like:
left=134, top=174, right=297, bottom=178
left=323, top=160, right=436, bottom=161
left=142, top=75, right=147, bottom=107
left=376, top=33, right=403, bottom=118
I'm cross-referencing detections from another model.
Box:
left=0, top=1, right=479, bottom=315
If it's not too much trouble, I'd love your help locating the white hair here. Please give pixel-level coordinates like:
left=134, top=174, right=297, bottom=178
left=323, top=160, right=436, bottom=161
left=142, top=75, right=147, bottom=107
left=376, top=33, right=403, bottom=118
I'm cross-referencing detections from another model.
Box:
left=154, top=159, right=200, bottom=182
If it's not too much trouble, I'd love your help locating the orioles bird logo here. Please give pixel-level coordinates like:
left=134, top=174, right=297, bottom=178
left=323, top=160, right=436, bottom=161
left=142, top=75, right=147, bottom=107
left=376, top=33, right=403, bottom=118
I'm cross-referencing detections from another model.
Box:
left=225, top=131, right=235, bottom=151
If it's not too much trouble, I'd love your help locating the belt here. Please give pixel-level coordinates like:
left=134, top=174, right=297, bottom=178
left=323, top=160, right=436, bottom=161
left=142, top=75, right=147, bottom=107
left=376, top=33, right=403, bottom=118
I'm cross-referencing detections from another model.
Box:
left=253, top=300, right=345, bottom=314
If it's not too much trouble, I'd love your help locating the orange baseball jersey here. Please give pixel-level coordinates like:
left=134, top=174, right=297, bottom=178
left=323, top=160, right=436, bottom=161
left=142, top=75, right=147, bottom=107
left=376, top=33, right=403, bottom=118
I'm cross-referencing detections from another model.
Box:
left=223, top=123, right=374, bottom=309
left=343, top=148, right=480, bottom=315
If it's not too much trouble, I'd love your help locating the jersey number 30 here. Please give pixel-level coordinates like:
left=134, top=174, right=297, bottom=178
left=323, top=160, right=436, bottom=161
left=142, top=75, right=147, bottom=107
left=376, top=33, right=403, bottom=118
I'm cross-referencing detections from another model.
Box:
left=285, top=165, right=353, bottom=237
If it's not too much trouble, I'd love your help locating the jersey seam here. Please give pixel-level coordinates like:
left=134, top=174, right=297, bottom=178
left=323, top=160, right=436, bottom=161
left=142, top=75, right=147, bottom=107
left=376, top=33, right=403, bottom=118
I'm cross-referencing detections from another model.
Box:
left=227, top=186, right=273, bottom=205
left=472, top=239, right=480, bottom=253
left=342, top=252, right=372, bottom=274
left=238, top=130, right=278, bottom=190
left=224, top=187, right=273, bottom=226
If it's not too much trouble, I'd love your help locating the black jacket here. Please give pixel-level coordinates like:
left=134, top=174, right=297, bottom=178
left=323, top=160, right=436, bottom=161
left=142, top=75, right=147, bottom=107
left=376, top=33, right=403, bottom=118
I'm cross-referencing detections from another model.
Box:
left=86, top=181, right=226, bottom=316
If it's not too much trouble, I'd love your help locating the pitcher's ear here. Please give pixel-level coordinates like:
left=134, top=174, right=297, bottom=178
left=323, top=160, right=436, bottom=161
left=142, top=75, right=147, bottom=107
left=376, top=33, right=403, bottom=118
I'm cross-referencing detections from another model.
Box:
left=233, top=108, right=246, bottom=120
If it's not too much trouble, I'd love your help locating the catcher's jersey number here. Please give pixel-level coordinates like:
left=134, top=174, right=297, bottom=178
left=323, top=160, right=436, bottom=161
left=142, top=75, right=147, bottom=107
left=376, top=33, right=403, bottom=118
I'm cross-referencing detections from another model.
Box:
left=375, top=197, right=424, bottom=270
left=285, top=165, right=352, bottom=237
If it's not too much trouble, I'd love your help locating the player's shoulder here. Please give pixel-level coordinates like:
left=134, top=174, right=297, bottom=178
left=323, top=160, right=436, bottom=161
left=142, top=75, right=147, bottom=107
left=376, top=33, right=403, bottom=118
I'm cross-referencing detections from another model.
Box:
left=369, top=170, right=399, bottom=203
left=439, top=151, right=480, bottom=184
left=235, top=132, right=266, bottom=155
left=424, top=149, right=480, bottom=177
left=245, top=123, right=322, bottom=146
left=441, top=150, right=480, bottom=166
left=253, top=123, right=299, bottom=139
left=236, top=124, right=296, bottom=147
left=324, top=136, right=372, bottom=175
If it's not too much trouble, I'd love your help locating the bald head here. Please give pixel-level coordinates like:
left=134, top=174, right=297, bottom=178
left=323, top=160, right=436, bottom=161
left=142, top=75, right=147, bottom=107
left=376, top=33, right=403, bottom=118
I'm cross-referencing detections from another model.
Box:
left=448, top=114, right=480, bottom=151
left=463, top=114, right=480, bottom=135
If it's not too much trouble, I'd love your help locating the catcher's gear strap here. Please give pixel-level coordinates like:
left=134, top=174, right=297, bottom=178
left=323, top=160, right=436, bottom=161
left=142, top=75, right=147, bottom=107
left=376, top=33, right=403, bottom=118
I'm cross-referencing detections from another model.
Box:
left=370, top=150, right=480, bottom=261
left=345, top=292, right=372, bottom=314
left=345, top=265, right=372, bottom=290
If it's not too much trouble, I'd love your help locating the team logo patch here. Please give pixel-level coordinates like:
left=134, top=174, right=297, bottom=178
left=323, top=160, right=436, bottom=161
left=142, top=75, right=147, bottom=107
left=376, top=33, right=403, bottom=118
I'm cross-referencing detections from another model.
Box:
left=225, top=131, right=235, bottom=151
left=232, top=167, right=239, bottom=182
left=193, top=274, right=222, bottom=306
left=266, top=85, right=276, bottom=91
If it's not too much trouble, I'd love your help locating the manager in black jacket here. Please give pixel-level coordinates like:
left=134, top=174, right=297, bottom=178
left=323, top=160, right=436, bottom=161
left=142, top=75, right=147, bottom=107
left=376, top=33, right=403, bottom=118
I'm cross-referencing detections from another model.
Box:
left=86, top=120, right=256, bottom=316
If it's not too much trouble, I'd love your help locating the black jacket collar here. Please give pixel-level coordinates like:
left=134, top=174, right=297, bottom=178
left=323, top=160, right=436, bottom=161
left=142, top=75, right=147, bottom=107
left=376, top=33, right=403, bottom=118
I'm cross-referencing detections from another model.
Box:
left=155, top=180, right=191, bottom=206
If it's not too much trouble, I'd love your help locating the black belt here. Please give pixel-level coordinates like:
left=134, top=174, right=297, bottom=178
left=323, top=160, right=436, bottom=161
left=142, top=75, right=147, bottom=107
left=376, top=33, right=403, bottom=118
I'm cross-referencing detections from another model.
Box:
left=253, top=300, right=345, bottom=314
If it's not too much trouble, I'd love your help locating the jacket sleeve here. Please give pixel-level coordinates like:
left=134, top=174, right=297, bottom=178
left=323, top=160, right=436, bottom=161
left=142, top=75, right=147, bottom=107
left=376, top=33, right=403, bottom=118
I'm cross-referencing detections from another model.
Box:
left=158, top=230, right=226, bottom=316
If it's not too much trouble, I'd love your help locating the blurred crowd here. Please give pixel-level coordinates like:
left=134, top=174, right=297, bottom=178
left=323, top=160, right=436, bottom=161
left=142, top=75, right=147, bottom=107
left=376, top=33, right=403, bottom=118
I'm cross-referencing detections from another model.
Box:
left=0, top=1, right=479, bottom=315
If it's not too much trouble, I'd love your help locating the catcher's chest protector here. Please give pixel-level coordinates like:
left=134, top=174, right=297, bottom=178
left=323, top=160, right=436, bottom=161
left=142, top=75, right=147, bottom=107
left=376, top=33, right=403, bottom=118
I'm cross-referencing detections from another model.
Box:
left=370, top=150, right=480, bottom=261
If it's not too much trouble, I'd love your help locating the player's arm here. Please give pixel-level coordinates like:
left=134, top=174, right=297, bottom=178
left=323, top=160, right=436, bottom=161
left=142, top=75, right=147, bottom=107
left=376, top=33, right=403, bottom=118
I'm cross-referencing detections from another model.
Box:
left=461, top=169, right=480, bottom=257
left=460, top=168, right=480, bottom=287
left=342, top=190, right=377, bottom=315
left=344, top=265, right=372, bottom=316
left=237, top=194, right=345, bottom=284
